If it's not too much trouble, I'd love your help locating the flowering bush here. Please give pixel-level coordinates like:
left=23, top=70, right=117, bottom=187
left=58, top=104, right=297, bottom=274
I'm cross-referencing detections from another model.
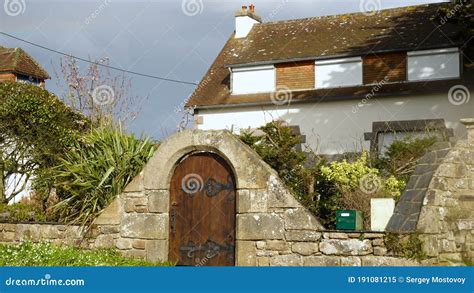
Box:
left=316, top=152, right=405, bottom=228
left=320, top=152, right=405, bottom=198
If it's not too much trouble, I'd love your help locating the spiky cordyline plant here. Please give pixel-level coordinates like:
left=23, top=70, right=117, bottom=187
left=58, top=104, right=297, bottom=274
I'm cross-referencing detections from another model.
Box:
left=51, top=126, right=156, bottom=226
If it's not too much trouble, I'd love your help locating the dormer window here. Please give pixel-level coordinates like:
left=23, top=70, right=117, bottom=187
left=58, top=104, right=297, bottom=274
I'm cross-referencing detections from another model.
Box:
left=315, top=57, right=363, bottom=89
left=407, top=48, right=460, bottom=81
left=231, top=65, right=275, bottom=95
left=16, top=74, right=40, bottom=86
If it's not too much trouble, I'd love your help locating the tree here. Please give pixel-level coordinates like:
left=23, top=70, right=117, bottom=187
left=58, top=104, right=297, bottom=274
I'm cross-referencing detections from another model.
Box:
left=437, top=0, right=473, bottom=65
left=55, top=56, right=146, bottom=127
left=0, top=82, right=88, bottom=203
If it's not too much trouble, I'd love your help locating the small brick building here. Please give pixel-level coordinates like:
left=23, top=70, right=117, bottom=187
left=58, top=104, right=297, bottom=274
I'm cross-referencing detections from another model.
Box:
left=0, top=46, right=50, bottom=87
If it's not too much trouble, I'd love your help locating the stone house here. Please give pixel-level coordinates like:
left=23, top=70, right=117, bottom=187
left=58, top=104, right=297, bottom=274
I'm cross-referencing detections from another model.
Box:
left=187, top=3, right=473, bottom=155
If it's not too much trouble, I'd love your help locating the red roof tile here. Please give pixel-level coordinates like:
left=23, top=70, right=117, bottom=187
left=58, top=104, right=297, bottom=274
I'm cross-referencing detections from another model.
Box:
left=0, top=46, right=50, bottom=80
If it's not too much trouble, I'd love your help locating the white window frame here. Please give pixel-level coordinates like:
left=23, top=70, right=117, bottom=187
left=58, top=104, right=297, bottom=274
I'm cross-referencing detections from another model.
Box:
left=407, top=47, right=460, bottom=82
left=315, top=56, right=363, bottom=89
left=231, top=65, right=276, bottom=95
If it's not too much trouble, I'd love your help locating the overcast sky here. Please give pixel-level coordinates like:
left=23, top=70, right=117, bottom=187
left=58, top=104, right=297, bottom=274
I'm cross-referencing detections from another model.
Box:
left=0, top=0, right=447, bottom=140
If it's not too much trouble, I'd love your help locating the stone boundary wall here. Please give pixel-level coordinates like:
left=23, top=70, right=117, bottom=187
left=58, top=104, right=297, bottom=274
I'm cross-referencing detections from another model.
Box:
left=417, top=137, right=474, bottom=265
left=387, top=119, right=474, bottom=265
left=387, top=140, right=455, bottom=232
left=0, top=222, right=83, bottom=246
left=242, top=231, right=419, bottom=266
left=0, top=222, right=419, bottom=266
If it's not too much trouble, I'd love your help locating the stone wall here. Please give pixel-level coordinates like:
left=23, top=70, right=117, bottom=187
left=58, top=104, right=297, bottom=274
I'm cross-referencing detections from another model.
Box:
left=386, top=140, right=455, bottom=232
left=242, top=231, right=419, bottom=266
left=0, top=222, right=83, bottom=246
left=0, top=222, right=418, bottom=266
left=387, top=119, right=474, bottom=265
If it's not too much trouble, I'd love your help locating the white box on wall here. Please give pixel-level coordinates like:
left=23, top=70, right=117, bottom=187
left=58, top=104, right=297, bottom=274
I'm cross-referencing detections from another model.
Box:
left=371, top=198, right=395, bottom=231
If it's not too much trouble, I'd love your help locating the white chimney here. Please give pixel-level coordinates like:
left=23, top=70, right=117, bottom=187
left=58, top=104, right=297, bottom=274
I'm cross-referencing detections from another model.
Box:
left=235, top=4, right=261, bottom=38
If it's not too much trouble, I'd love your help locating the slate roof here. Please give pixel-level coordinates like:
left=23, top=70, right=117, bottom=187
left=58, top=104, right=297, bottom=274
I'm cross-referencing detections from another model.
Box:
left=187, top=3, right=468, bottom=109
left=0, top=46, right=50, bottom=80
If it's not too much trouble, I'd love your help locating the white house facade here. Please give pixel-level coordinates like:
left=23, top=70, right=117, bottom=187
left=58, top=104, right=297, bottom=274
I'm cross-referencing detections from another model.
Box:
left=187, top=4, right=473, bottom=155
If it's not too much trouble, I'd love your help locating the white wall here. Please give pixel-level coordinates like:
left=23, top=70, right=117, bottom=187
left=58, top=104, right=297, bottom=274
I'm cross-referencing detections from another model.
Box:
left=5, top=173, right=33, bottom=203
left=232, top=65, right=275, bottom=95
left=235, top=16, right=259, bottom=38
left=315, top=57, right=363, bottom=88
left=197, top=93, right=473, bottom=154
left=408, top=48, right=460, bottom=81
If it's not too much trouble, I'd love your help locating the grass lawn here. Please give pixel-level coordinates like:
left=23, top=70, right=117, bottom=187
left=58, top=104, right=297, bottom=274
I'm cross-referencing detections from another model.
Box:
left=0, top=242, right=173, bottom=266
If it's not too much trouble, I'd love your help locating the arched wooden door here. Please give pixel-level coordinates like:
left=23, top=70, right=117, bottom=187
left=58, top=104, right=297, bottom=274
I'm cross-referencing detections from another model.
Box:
left=169, top=152, right=236, bottom=266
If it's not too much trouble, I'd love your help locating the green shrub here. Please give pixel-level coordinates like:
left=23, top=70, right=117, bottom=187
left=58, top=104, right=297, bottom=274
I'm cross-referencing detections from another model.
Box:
left=238, top=121, right=433, bottom=230
left=320, top=152, right=404, bottom=197
left=376, top=136, right=437, bottom=183
left=0, top=241, right=173, bottom=266
left=240, top=121, right=308, bottom=191
left=43, top=126, right=156, bottom=225
left=0, top=82, right=88, bottom=203
left=384, top=233, right=426, bottom=260
left=316, top=152, right=405, bottom=228
left=239, top=121, right=319, bottom=210
left=0, top=203, right=47, bottom=222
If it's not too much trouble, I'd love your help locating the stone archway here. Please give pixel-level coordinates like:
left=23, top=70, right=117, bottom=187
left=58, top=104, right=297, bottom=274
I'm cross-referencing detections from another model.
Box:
left=93, top=129, right=324, bottom=265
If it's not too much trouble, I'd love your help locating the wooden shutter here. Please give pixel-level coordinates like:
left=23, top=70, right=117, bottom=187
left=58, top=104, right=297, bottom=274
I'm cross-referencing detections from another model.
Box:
left=276, top=61, right=315, bottom=90
left=363, top=52, right=407, bottom=84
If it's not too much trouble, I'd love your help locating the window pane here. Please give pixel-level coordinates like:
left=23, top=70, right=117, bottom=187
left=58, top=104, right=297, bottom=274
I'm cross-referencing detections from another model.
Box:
left=316, top=57, right=363, bottom=88
left=232, top=66, right=275, bottom=94
left=408, top=49, right=460, bottom=81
